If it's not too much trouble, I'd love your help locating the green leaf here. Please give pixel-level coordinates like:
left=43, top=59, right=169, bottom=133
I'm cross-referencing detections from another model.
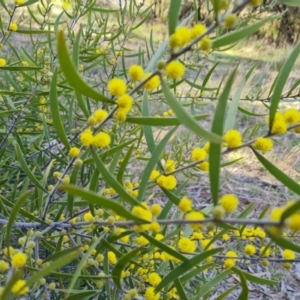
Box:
left=16, top=29, right=54, bottom=34
left=112, top=248, right=142, bottom=289
left=65, top=291, right=98, bottom=300
left=117, top=145, right=134, bottom=183
left=26, top=251, right=78, bottom=288
left=43, top=246, right=82, bottom=263
left=155, top=248, right=223, bottom=292
left=137, top=126, right=178, bottom=201
left=14, top=142, right=47, bottom=192
left=268, top=40, right=300, bottom=130
left=238, top=106, right=267, bottom=117
left=170, top=261, right=188, bottom=300
left=268, top=232, right=300, bottom=253
left=195, top=269, right=232, bottom=298
left=210, top=69, right=236, bottom=205
left=140, top=232, right=188, bottom=262
left=6, top=189, right=34, bottom=249
left=66, top=237, right=102, bottom=297
left=50, top=68, right=70, bottom=149
left=212, top=14, right=282, bottom=49
left=236, top=270, right=249, bottom=300
left=225, top=78, right=244, bottom=131
left=57, top=30, right=113, bottom=104
left=185, top=79, right=218, bottom=91
left=161, top=79, right=223, bottom=143
left=281, top=201, right=300, bottom=222
left=90, top=147, right=142, bottom=207
left=280, top=0, right=300, bottom=6
left=168, top=0, right=182, bottom=35
left=126, top=114, right=209, bottom=126
left=91, top=7, right=120, bottom=13
left=0, top=66, right=42, bottom=70
left=214, top=284, right=238, bottom=300
left=19, top=0, right=39, bottom=6
left=232, top=267, right=278, bottom=285
left=60, top=184, right=144, bottom=222
left=252, top=148, right=300, bottom=195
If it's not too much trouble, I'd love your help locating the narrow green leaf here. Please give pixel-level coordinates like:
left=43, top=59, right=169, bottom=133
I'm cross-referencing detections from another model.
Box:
left=90, top=147, right=143, bottom=207
left=280, top=0, right=300, bottom=6
left=212, top=14, right=282, bottom=49
left=225, top=78, right=244, bottom=131
left=43, top=246, right=82, bottom=263
left=126, top=114, right=209, bottom=126
left=16, top=29, right=54, bottom=34
left=269, top=40, right=300, bottom=130
left=232, top=267, right=278, bottom=285
left=210, top=69, right=236, bottom=205
left=50, top=68, right=70, bottom=149
left=155, top=248, right=223, bottom=292
left=19, top=0, right=39, bottom=6
left=214, top=284, right=238, bottom=300
left=162, top=79, right=223, bottom=143
left=168, top=0, right=182, bottom=35
left=252, top=148, right=300, bottom=195
left=195, top=269, right=232, bottom=298
left=26, top=252, right=78, bottom=288
left=112, top=248, right=141, bottom=289
left=60, top=184, right=145, bottom=222
left=140, top=232, right=188, bottom=262
left=0, top=66, right=42, bottom=70
left=170, top=261, right=188, bottom=300
left=268, top=232, right=300, bottom=253
left=14, top=142, right=47, bottom=192
left=91, top=7, right=119, bottom=13
left=65, top=291, right=98, bottom=300
left=236, top=269, right=249, bottom=300
left=137, top=126, right=178, bottom=201
left=6, top=189, right=34, bottom=249
left=281, top=201, right=300, bottom=222
left=57, top=30, right=113, bottom=104
left=185, top=79, right=218, bottom=91
left=117, top=145, right=134, bottom=183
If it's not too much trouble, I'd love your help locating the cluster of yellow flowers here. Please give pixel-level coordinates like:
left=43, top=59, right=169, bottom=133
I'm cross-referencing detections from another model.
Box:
left=169, top=24, right=212, bottom=52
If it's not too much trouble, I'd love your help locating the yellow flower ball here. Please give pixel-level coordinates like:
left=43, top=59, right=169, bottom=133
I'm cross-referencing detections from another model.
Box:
left=223, top=258, right=235, bottom=269
left=11, top=252, right=27, bottom=268
left=150, top=222, right=161, bottom=233
left=151, top=204, right=162, bottom=216
left=156, top=175, right=177, bottom=190
left=271, top=119, right=287, bottom=134
left=269, top=207, right=284, bottom=221
left=191, top=147, right=206, bottom=161
left=80, top=129, right=93, bottom=147
left=9, top=23, right=18, bottom=31
left=224, top=130, right=243, bottom=148
left=199, top=37, right=212, bottom=52
left=190, top=24, right=206, bottom=39
left=69, top=147, right=80, bottom=157
left=116, top=94, right=133, bottom=113
left=83, top=212, right=95, bottom=223
left=169, top=33, right=182, bottom=49
left=288, top=213, right=300, bottom=232
left=224, top=14, right=237, bottom=28
left=94, top=109, right=108, bottom=123
left=0, top=58, right=6, bottom=67
left=128, top=64, right=144, bottom=81
left=11, top=279, right=28, bottom=295
left=150, top=170, right=160, bottom=181
left=145, top=287, right=160, bottom=300
left=143, top=73, right=160, bottom=91
left=87, top=116, right=97, bottom=127
left=283, top=108, right=300, bottom=124
left=15, top=0, right=25, bottom=5
left=175, top=26, right=191, bottom=46
left=186, top=211, right=204, bottom=229
left=283, top=249, right=295, bottom=260
left=92, top=132, right=111, bottom=148
left=0, top=260, right=9, bottom=272
left=244, top=244, right=256, bottom=255
left=114, top=108, right=127, bottom=122
left=164, top=159, right=175, bottom=172
left=198, top=161, right=209, bottom=172
left=165, top=61, right=185, bottom=79
left=178, top=237, right=196, bottom=253
left=108, top=251, right=117, bottom=264
left=260, top=246, right=270, bottom=257
left=108, top=78, right=127, bottom=96
left=148, top=272, right=162, bottom=287
left=254, top=137, right=273, bottom=152
left=178, top=196, right=193, bottom=213
left=220, top=194, right=239, bottom=212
